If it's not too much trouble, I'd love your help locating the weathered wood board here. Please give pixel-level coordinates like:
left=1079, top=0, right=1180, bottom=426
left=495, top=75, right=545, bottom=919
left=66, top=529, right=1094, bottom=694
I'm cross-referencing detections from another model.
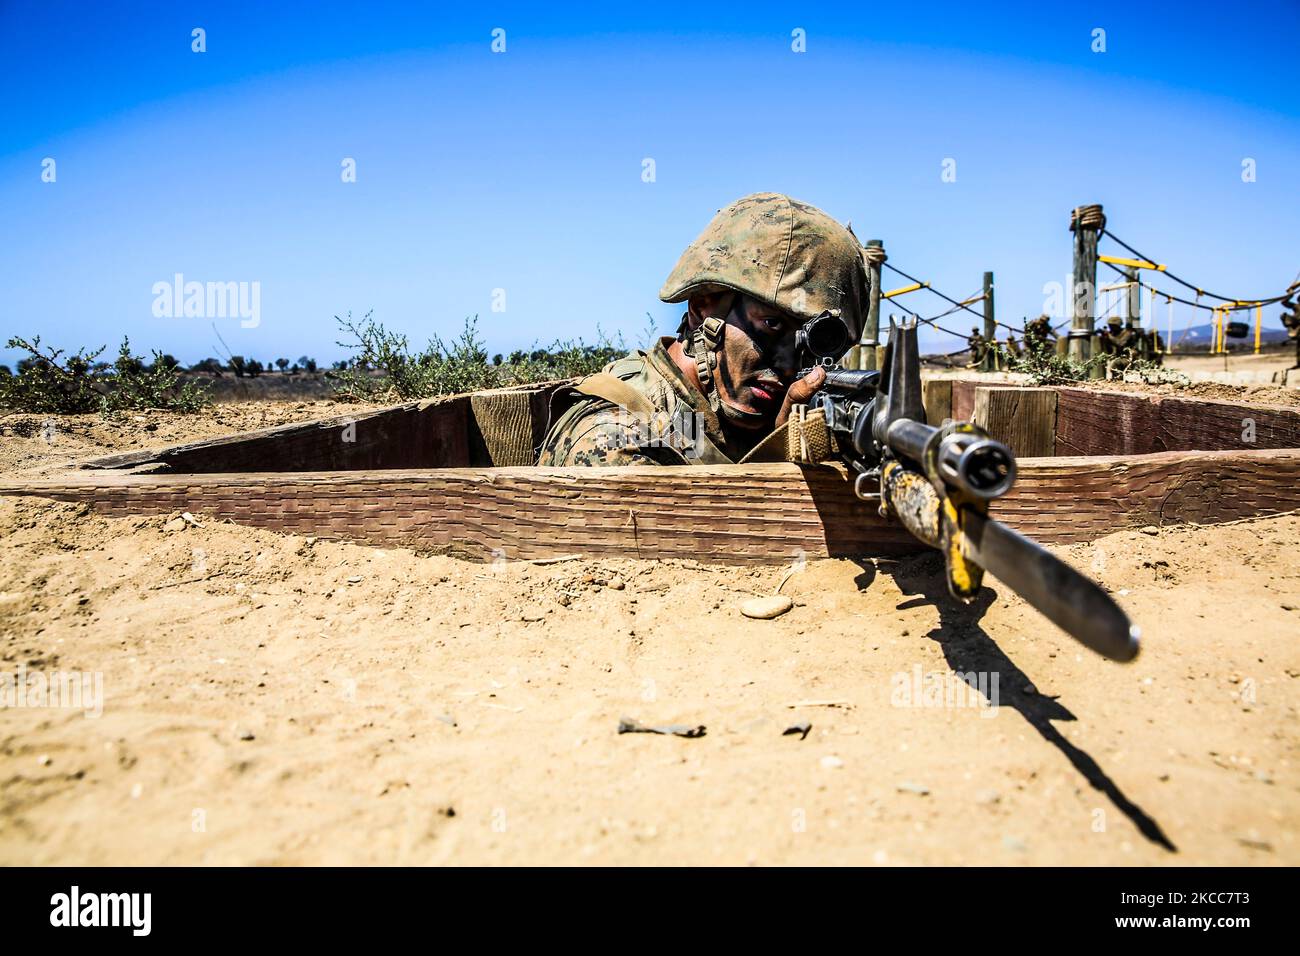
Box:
left=5, top=450, right=1298, bottom=564
left=1054, top=387, right=1300, bottom=456
left=949, top=379, right=1300, bottom=458
left=82, top=383, right=563, bottom=473
left=972, top=387, right=1058, bottom=458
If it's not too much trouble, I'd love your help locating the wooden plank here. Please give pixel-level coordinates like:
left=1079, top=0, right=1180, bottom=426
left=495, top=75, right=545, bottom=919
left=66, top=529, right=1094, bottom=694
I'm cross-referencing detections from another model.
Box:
left=5, top=450, right=1298, bottom=563
left=923, top=378, right=953, bottom=426
left=1055, top=388, right=1157, bottom=456
left=972, top=386, right=1057, bottom=457
left=80, top=382, right=567, bottom=473
left=951, top=379, right=978, bottom=421
left=1054, top=388, right=1300, bottom=456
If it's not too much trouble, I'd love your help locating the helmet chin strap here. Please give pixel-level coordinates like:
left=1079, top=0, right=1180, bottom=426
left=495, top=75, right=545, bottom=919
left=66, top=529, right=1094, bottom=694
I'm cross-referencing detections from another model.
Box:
left=682, top=313, right=726, bottom=414
left=681, top=306, right=781, bottom=427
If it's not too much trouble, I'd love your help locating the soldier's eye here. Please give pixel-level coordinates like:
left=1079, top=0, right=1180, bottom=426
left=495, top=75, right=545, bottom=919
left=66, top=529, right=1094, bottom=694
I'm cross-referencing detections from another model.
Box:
left=760, top=316, right=784, bottom=334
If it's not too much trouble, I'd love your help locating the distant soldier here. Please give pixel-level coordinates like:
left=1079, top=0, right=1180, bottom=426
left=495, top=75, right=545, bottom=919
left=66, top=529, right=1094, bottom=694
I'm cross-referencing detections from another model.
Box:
left=966, top=327, right=987, bottom=369
left=538, top=193, right=871, bottom=465
left=1023, top=314, right=1056, bottom=354
left=1003, top=334, right=1022, bottom=361
left=1281, top=281, right=1300, bottom=369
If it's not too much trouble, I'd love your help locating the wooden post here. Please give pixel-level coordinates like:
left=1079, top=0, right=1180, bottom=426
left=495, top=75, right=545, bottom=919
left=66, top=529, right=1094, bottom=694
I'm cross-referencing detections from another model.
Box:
left=861, top=240, right=885, bottom=371
left=1124, top=266, right=1141, bottom=329
left=1167, top=295, right=1175, bottom=354
left=923, top=378, right=953, bottom=426
left=1069, top=204, right=1103, bottom=368
left=1255, top=304, right=1262, bottom=355
left=972, top=386, right=1057, bottom=457
left=981, top=271, right=996, bottom=372
left=1123, top=265, right=1144, bottom=359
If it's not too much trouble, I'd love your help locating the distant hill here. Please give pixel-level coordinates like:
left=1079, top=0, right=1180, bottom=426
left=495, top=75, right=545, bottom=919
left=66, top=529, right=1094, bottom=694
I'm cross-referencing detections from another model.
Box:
left=1171, top=323, right=1291, bottom=349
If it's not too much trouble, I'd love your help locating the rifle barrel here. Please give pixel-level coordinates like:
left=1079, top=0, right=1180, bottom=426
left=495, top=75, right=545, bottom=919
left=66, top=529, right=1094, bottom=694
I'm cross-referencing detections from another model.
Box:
left=961, top=509, right=1140, bottom=662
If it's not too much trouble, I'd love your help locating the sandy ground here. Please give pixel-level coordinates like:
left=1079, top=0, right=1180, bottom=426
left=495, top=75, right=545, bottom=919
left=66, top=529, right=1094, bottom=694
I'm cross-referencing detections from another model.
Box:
left=0, top=400, right=1297, bottom=866
left=1164, top=349, right=1295, bottom=378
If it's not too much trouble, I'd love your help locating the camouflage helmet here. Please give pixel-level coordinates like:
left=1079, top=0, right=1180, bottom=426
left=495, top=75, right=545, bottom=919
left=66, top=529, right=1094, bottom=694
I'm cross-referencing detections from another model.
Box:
left=659, top=192, right=870, bottom=341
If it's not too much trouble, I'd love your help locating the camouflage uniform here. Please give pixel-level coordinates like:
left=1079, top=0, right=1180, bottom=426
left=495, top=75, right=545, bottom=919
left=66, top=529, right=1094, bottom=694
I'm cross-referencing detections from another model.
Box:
left=537, top=337, right=738, bottom=466
left=539, top=192, right=871, bottom=467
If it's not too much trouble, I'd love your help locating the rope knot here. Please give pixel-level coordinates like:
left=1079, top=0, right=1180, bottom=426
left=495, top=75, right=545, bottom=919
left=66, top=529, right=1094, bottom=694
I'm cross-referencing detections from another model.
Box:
left=862, top=244, right=888, bottom=265
left=1069, top=204, right=1107, bottom=233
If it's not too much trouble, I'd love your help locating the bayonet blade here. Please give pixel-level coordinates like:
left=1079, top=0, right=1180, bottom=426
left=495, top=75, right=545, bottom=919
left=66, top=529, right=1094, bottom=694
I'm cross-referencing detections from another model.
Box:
left=961, top=509, right=1140, bottom=663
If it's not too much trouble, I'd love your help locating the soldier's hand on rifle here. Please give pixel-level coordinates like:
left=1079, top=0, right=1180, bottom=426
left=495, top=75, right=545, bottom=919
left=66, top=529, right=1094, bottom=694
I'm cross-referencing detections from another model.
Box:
left=774, top=365, right=826, bottom=429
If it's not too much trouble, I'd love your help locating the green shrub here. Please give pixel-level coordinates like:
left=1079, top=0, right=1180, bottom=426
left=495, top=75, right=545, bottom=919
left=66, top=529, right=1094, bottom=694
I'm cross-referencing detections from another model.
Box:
left=0, top=335, right=210, bottom=414
left=1011, top=341, right=1103, bottom=386
left=328, top=312, right=626, bottom=401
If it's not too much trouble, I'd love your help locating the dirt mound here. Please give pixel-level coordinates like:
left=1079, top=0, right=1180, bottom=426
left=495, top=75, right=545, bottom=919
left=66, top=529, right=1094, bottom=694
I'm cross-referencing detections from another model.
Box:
left=1076, top=379, right=1300, bottom=407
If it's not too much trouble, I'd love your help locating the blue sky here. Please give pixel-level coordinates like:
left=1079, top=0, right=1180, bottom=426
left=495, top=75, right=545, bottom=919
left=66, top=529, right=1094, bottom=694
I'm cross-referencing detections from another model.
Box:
left=2, top=0, right=1297, bottom=367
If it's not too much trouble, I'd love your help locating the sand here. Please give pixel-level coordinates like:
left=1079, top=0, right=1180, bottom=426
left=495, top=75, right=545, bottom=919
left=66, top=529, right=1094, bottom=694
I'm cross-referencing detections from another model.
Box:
left=0, top=400, right=1296, bottom=865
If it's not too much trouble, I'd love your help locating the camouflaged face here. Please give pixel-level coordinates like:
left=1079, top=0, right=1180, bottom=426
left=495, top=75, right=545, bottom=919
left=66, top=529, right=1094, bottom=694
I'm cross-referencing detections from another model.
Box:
left=659, top=192, right=871, bottom=340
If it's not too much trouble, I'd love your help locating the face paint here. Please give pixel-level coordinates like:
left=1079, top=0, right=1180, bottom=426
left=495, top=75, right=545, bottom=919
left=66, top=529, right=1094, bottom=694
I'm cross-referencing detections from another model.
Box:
left=713, top=296, right=806, bottom=430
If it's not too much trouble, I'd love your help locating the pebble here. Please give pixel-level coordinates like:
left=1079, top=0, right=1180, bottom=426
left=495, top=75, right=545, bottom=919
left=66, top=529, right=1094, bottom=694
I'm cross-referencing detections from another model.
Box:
left=346, top=576, right=363, bottom=584
left=819, top=755, right=844, bottom=770
left=1139, top=526, right=1159, bottom=535
left=238, top=730, right=255, bottom=741
left=741, top=595, right=794, bottom=620
left=896, top=781, right=930, bottom=796
left=974, top=788, right=1000, bottom=805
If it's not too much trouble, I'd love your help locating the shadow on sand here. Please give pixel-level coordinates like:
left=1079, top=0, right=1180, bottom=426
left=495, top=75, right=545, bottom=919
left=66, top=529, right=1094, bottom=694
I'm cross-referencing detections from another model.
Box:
left=860, top=552, right=1177, bottom=853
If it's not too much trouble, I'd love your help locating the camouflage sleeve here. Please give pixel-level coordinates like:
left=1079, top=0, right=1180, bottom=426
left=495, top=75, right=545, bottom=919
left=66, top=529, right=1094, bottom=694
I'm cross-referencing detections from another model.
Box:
left=538, top=407, right=674, bottom=467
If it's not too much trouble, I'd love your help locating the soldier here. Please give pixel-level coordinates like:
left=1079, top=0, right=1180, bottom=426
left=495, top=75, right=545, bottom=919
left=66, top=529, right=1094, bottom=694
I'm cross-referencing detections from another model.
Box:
left=538, top=193, right=870, bottom=466
left=1281, top=281, right=1300, bottom=369
left=965, top=327, right=987, bottom=369
left=1023, top=314, right=1057, bottom=355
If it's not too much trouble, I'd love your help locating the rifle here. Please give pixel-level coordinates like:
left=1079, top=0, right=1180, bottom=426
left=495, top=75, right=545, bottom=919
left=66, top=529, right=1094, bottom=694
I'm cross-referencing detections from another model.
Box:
left=804, top=316, right=1140, bottom=663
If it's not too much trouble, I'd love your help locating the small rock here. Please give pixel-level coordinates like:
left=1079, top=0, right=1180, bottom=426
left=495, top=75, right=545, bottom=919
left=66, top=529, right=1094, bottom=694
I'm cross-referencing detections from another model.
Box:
left=783, top=722, right=812, bottom=740
left=238, top=730, right=255, bottom=741
left=974, top=788, right=1000, bottom=805
left=163, top=516, right=187, bottom=533
left=897, top=781, right=930, bottom=796
left=820, top=755, right=844, bottom=770
left=1139, top=525, right=1159, bottom=535
left=608, top=577, right=626, bottom=591
left=346, top=575, right=363, bottom=584
left=37, top=754, right=51, bottom=766
left=741, top=595, right=794, bottom=620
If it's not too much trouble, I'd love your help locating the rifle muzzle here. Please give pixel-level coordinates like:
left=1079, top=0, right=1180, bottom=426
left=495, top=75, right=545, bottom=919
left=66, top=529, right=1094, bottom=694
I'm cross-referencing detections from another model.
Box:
left=936, top=434, right=1017, bottom=500
left=885, top=420, right=1017, bottom=501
